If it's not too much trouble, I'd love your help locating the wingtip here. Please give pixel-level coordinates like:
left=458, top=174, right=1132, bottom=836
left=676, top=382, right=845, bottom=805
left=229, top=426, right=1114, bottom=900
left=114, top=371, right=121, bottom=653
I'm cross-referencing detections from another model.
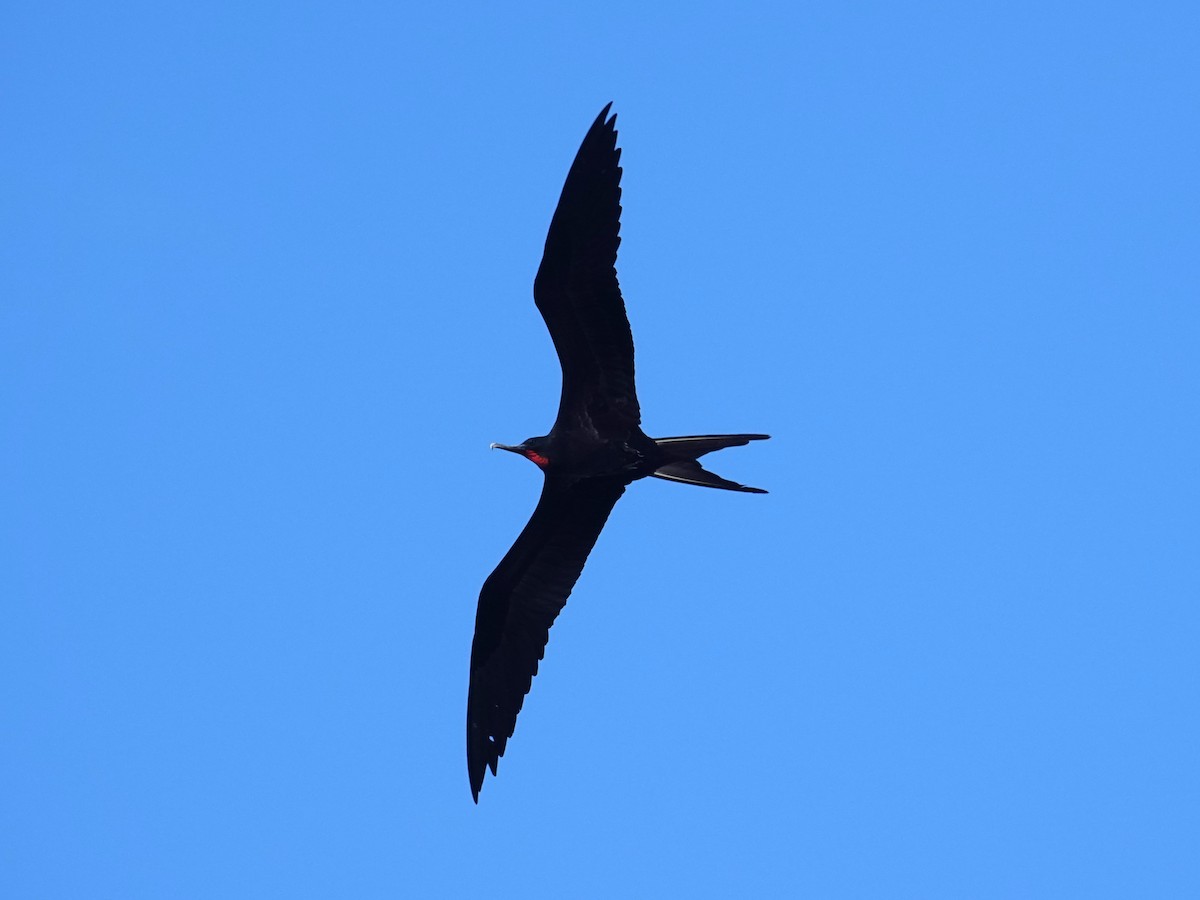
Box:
left=594, top=101, right=616, bottom=132
left=469, top=760, right=486, bottom=803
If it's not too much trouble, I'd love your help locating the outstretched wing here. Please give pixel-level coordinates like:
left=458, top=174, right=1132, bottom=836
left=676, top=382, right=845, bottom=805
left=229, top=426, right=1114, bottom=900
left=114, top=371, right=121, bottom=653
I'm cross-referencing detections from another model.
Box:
left=467, top=475, right=627, bottom=801
left=534, top=103, right=640, bottom=436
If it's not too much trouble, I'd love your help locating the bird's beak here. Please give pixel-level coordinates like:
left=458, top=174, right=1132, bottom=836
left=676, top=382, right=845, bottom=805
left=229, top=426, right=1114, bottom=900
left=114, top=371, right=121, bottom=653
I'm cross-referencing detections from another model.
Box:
left=489, top=443, right=523, bottom=454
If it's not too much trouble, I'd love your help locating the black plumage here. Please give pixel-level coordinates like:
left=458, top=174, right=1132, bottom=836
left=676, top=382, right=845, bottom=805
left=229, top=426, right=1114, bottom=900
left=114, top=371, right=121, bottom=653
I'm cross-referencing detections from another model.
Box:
left=467, top=104, right=768, bottom=801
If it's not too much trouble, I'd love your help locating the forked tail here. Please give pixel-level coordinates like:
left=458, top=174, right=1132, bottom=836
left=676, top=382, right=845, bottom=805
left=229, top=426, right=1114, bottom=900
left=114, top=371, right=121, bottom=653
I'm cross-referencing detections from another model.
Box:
left=650, top=434, right=769, bottom=493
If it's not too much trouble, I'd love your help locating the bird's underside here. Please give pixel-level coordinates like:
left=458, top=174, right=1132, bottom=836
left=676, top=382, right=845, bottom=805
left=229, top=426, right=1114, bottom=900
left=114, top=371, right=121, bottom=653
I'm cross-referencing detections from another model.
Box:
left=467, top=104, right=768, bottom=801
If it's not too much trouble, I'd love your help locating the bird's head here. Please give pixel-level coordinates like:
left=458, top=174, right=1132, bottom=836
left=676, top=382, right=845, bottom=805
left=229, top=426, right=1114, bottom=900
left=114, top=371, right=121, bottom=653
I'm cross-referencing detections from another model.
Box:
left=489, top=437, right=551, bottom=469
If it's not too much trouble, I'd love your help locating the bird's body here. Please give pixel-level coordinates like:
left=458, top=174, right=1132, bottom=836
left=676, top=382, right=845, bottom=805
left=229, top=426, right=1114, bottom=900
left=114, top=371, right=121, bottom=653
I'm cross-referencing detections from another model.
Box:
left=468, top=105, right=768, bottom=801
left=500, top=427, right=657, bottom=481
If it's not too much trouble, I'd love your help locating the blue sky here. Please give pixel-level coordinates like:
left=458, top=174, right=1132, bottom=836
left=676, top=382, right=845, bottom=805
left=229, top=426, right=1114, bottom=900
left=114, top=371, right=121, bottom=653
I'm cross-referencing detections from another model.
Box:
left=3, top=1, right=1197, bottom=896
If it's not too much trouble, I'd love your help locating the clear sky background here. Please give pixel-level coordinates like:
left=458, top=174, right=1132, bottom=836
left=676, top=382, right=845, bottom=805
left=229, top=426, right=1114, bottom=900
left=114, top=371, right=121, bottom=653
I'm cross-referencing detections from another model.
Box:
left=3, top=2, right=1197, bottom=897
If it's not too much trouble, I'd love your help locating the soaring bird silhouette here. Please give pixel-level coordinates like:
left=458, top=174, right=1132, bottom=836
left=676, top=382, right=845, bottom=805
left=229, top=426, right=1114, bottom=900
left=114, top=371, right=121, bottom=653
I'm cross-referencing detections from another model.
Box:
left=467, top=104, right=768, bottom=801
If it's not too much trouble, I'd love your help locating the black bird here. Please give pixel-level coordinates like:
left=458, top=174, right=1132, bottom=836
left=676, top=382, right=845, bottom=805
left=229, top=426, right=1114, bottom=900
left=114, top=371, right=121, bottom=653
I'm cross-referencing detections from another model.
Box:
left=467, top=104, right=768, bottom=801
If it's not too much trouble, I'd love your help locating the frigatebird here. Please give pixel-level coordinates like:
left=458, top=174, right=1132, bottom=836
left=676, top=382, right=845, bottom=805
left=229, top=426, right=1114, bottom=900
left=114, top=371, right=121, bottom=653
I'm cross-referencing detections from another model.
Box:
left=467, top=104, right=768, bottom=801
